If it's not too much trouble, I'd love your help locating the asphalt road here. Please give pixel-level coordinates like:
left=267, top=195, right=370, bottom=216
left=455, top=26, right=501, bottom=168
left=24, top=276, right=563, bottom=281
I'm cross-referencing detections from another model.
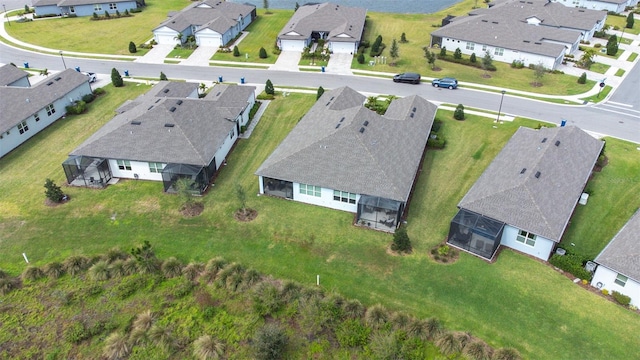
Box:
left=1, top=42, right=639, bottom=143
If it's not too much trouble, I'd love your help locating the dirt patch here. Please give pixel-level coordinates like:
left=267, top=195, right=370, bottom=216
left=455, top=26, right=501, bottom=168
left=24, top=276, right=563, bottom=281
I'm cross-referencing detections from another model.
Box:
left=386, top=244, right=412, bottom=256
left=234, top=208, right=258, bottom=222
left=530, top=82, right=543, bottom=88
left=594, top=155, right=608, bottom=172
left=180, top=202, right=204, bottom=217
left=481, top=73, right=492, bottom=78
left=44, top=195, right=70, bottom=207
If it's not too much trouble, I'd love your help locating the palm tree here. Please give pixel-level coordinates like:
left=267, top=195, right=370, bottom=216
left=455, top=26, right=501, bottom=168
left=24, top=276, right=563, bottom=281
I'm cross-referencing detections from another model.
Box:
left=193, top=335, right=225, bottom=360
left=199, top=83, right=207, bottom=96
left=174, top=32, right=184, bottom=48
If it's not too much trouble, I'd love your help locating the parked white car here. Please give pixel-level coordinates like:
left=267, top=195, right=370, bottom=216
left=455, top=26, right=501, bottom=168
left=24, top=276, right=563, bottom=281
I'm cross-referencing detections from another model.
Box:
left=83, top=72, right=97, bottom=83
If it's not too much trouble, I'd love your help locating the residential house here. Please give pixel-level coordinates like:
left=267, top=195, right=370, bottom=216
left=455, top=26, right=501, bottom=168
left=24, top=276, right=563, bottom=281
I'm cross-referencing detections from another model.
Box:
left=255, top=87, right=437, bottom=232
left=33, top=0, right=139, bottom=17
left=448, top=125, right=604, bottom=261
left=0, top=67, right=92, bottom=158
left=153, top=0, right=256, bottom=47
left=555, top=0, right=635, bottom=13
left=62, top=81, right=256, bottom=194
left=277, top=2, right=366, bottom=54
left=430, top=0, right=606, bottom=69
left=591, top=209, right=640, bottom=307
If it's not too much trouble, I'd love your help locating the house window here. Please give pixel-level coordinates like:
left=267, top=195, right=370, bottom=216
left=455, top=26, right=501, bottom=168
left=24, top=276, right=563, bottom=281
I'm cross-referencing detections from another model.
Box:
left=109, top=3, right=117, bottom=9
left=46, top=103, right=55, bottom=116
left=34, top=113, right=40, bottom=122
left=94, top=4, right=102, bottom=11
left=494, top=47, right=505, bottom=56
left=615, top=274, right=628, bottom=287
left=300, top=183, right=321, bottom=197
left=18, top=121, right=29, bottom=134
left=149, top=162, right=164, bottom=173
left=466, top=42, right=475, bottom=50
left=516, top=230, right=536, bottom=246
left=229, top=128, right=235, bottom=139
left=117, top=160, right=132, bottom=171
left=69, top=6, right=75, bottom=13
left=333, top=190, right=356, bottom=204
left=482, top=45, right=487, bottom=52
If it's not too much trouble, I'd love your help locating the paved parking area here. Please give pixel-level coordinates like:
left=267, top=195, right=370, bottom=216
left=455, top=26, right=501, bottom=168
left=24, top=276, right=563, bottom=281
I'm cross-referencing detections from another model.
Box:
left=326, top=53, right=353, bottom=75
left=135, top=44, right=174, bottom=64
left=181, top=46, right=218, bottom=66
left=269, top=51, right=301, bottom=71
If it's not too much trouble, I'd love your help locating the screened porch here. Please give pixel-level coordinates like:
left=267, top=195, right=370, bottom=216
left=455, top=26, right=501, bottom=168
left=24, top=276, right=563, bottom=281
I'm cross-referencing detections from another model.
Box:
left=447, top=209, right=505, bottom=260
left=262, top=177, right=293, bottom=199
left=357, top=195, right=403, bottom=232
left=62, top=155, right=112, bottom=188
left=161, top=163, right=208, bottom=195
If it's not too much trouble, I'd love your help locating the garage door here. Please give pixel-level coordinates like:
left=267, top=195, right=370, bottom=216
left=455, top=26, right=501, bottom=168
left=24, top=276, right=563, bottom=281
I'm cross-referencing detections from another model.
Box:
left=330, top=41, right=355, bottom=54
left=198, top=35, right=221, bottom=47
left=280, top=40, right=305, bottom=52
left=156, top=34, right=178, bottom=45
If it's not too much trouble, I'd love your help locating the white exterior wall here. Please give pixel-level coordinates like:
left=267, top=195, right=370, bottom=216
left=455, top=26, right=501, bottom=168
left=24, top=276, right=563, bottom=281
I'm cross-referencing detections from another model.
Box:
left=556, top=0, right=625, bottom=12
left=211, top=126, right=237, bottom=172
left=279, top=39, right=306, bottom=51
left=591, top=266, right=640, bottom=307
left=330, top=41, right=357, bottom=54
left=108, top=159, right=164, bottom=181
left=291, top=183, right=360, bottom=213
left=500, top=225, right=555, bottom=261
left=196, top=28, right=222, bottom=47
left=154, top=26, right=182, bottom=45
left=0, top=83, right=91, bottom=158
left=440, top=38, right=559, bottom=69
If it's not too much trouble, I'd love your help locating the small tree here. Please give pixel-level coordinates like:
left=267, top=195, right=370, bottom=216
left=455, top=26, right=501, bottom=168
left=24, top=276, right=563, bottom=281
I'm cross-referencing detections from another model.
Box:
left=577, top=72, right=587, bottom=84
left=626, top=12, right=634, bottom=29
left=481, top=50, right=493, bottom=76
left=174, top=32, right=184, bottom=48
left=236, top=184, right=247, bottom=216
left=253, top=323, right=288, bottom=360
left=316, top=86, right=324, bottom=100
left=93, top=12, right=98, bottom=19
left=124, top=9, right=129, bottom=16
left=176, top=177, right=195, bottom=208
left=44, top=178, right=64, bottom=203
left=104, top=10, right=110, bottom=18
left=453, top=47, right=462, bottom=60
left=423, top=47, right=437, bottom=70
left=470, top=52, right=476, bottom=63
left=294, top=2, right=299, bottom=11
left=439, top=46, right=447, bottom=57
left=606, top=34, right=618, bottom=56
left=263, top=0, right=270, bottom=13
left=233, top=46, right=240, bottom=57
left=115, top=9, right=120, bottom=17
left=24, top=4, right=29, bottom=13
left=259, top=47, right=268, bottom=59
left=400, top=32, right=407, bottom=43
left=391, top=226, right=411, bottom=253
left=40, top=68, right=49, bottom=77
left=579, top=48, right=596, bottom=69
left=199, top=83, right=207, bottom=95
left=453, top=104, right=465, bottom=120
left=265, top=79, right=274, bottom=95
left=357, top=52, right=365, bottom=64
left=111, top=68, right=123, bottom=87
left=129, top=41, right=137, bottom=53
left=160, top=72, right=168, bottom=81
left=533, top=62, right=546, bottom=86
left=389, top=38, right=399, bottom=65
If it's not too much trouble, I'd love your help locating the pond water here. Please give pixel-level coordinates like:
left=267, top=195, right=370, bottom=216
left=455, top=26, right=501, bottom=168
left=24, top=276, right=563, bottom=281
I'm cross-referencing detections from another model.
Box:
left=228, top=0, right=464, bottom=14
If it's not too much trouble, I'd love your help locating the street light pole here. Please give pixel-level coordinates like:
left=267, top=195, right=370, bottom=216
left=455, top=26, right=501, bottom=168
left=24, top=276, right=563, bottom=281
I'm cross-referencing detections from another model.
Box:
left=59, top=50, right=67, bottom=70
left=496, top=90, right=506, bottom=123
left=3, top=4, right=10, bottom=27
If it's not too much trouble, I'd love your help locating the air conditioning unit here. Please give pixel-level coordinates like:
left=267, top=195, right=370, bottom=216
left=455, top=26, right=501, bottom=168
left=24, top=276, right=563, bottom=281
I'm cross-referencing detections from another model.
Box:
left=585, top=261, right=597, bottom=273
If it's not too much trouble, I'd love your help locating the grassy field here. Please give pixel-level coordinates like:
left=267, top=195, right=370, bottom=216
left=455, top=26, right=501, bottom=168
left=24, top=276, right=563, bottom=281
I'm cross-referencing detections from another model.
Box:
left=1, top=83, right=640, bottom=358
left=606, top=13, right=640, bottom=35
left=5, top=0, right=191, bottom=54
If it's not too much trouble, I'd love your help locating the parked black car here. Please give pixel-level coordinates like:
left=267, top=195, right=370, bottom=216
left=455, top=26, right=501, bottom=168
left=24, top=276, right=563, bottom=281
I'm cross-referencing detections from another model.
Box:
left=393, top=72, right=421, bottom=84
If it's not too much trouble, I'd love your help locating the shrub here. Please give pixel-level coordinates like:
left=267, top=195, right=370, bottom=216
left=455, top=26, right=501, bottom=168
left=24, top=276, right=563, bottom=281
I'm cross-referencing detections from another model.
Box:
left=470, top=52, right=477, bottom=63
left=193, top=335, right=225, bottom=360
left=252, top=281, right=284, bottom=316
left=400, top=32, right=407, bottom=43
left=343, top=299, right=365, bottom=319
left=65, top=100, right=87, bottom=115
left=111, top=68, right=123, bottom=87
left=115, top=10, right=120, bottom=17
left=602, top=289, right=609, bottom=296
left=259, top=47, right=267, bottom=59
left=606, top=35, right=618, bottom=56
left=103, top=332, right=130, bottom=359
left=316, top=86, right=324, bottom=100
left=109, top=260, right=126, bottom=278
left=93, top=12, right=98, bottom=19
left=182, top=262, right=204, bottom=282
left=88, top=261, right=110, bottom=281
left=104, top=10, right=110, bottom=18
left=464, top=340, right=491, bottom=360
left=454, top=47, right=462, bottom=59
left=549, top=253, right=592, bottom=280
left=454, top=104, right=465, bottom=120
left=440, top=46, right=447, bottom=57
left=114, top=275, right=146, bottom=299
left=257, top=92, right=274, bottom=100
left=435, top=331, right=461, bottom=355
left=124, top=9, right=129, bottom=16
left=64, top=255, right=89, bottom=276
left=82, top=93, right=96, bottom=103
left=44, top=178, right=64, bottom=203
left=511, top=60, right=525, bottom=69
left=22, top=266, right=45, bottom=281
left=0, top=277, right=20, bottom=295
left=233, top=46, right=240, bottom=57
left=43, top=262, right=65, bottom=279
left=493, top=347, right=522, bottom=360
left=93, top=87, right=106, bottom=95
left=253, top=323, right=288, bottom=360
left=391, top=226, right=411, bottom=253
left=370, top=35, right=384, bottom=57
left=357, top=52, right=365, bottom=64
left=160, top=72, right=167, bottom=81
left=578, top=72, right=587, bottom=84
left=365, top=304, right=389, bottom=329
left=336, top=319, right=370, bottom=348
left=611, top=291, right=631, bottom=306
left=129, top=41, right=137, bottom=53
left=627, top=12, right=634, bottom=29
left=265, top=79, right=274, bottom=95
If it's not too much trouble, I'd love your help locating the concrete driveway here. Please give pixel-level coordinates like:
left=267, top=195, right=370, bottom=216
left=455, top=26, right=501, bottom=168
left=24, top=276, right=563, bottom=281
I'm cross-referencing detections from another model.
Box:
left=135, top=44, right=174, bottom=64
left=181, top=46, right=217, bottom=66
left=326, top=53, right=353, bottom=75
left=269, top=51, right=301, bottom=71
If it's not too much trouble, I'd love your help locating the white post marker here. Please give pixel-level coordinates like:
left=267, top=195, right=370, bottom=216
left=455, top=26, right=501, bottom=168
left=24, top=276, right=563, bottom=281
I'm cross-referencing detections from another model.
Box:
left=22, top=253, right=29, bottom=263
left=317, top=274, right=320, bottom=286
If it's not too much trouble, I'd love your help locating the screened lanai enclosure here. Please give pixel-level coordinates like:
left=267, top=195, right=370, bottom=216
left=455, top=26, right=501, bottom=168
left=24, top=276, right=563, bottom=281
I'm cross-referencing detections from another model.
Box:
left=161, top=163, right=210, bottom=194
left=447, top=209, right=505, bottom=260
left=262, top=177, right=293, bottom=199
left=357, top=195, right=403, bottom=232
left=62, top=156, right=112, bottom=188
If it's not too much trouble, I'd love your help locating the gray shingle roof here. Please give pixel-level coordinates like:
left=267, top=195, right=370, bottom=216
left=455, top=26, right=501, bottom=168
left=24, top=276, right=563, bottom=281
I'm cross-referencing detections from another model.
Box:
left=432, top=15, right=578, bottom=57
left=458, top=126, right=603, bottom=242
left=155, top=0, right=255, bottom=33
left=70, top=83, right=255, bottom=166
left=57, top=0, right=132, bottom=6
left=0, top=69, right=89, bottom=134
left=32, top=0, right=59, bottom=7
left=594, top=209, right=640, bottom=282
left=0, top=64, right=29, bottom=86
left=278, top=2, right=366, bottom=43
left=256, top=87, right=437, bottom=202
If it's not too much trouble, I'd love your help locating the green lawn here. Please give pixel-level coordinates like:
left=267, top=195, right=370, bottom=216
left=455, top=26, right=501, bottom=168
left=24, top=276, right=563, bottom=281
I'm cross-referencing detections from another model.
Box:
left=590, top=62, right=611, bottom=74
left=1, top=85, right=639, bottom=359
left=615, top=68, right=625, bottom=76
left=628, top=52, right=639, bottom=61
left=5, top=0, right=191, bottom=54
left=606, top=15, right=640, bottom=35
left=166, top=46, right=195, bottom=60
left=211, top=9, right=292, bottom=64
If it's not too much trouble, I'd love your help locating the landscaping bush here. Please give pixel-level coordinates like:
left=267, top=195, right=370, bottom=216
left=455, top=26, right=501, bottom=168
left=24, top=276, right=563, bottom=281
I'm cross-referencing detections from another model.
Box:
left=454, top=104, right=465, bottom=120
left=606, top=35, right=618, bottom=56
left=65, top=100, right=87, bottom=115
left=259, top=47, right=268, bottom=59
left=253, top=323, right=288, bottom=360
left=470, top=52, right=476, bottom=63
left=265, top=79, right=274, bottom=95
left=82, top=93, right=96, bottom=103
left=453, top=47, right=462, bottom=59
left=511, top=60, right=525, bottom=69
left=160, top=72, right=168, bottom=81
left=129, top=41, right=137, bottom=54
left=233, top=46, right=240, bottom=57
left=427, top=136, right=446, bottom=149
left=316, top=86, right=324, bottom=100
left=93, top=88, right=106, bottom=96
left=549, top=253, right=592, bottom=280
left=611, top=291, right=631, bottom=306
left=357, top=53, right=365, bottom=64
left=44, top=178, right=65, bottom=203
left=578, top=72, right=587, bottom=84
left=111, top=68, right=123, bottom=87
left=432, top=119, right=443, bottom=132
